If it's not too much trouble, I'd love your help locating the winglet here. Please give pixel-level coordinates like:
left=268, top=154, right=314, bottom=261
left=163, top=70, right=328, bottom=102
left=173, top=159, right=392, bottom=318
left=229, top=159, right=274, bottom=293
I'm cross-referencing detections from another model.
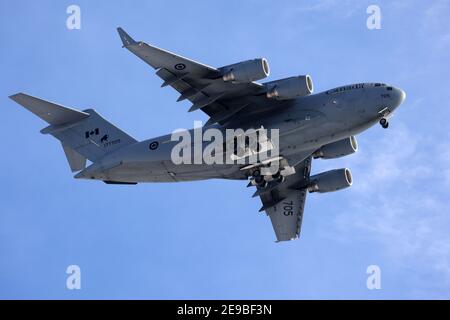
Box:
left=117, top=27, right=138, bottom=47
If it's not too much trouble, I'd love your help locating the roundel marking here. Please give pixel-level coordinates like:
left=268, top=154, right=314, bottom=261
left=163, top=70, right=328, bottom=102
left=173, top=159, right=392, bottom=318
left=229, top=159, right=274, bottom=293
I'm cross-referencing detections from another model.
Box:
left=149, top=141, right=159, bottom=150
left=174, top=63, right=186, bottom=71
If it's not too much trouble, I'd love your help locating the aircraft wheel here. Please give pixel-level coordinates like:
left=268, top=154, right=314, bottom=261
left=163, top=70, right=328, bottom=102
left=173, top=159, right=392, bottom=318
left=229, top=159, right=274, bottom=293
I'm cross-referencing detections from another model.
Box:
left=252, top=169, right=261, bottom=177
left=254, top=175, right=265, bottom=185
left=380, top=118, right=389, bottom=128
left=272, top=172, right=284, bottom=183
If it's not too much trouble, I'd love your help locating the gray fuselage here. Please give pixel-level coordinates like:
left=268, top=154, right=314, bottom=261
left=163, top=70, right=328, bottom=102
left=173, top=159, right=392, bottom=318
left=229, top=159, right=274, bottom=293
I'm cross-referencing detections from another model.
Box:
left=77, top=83, right=406, bottom=183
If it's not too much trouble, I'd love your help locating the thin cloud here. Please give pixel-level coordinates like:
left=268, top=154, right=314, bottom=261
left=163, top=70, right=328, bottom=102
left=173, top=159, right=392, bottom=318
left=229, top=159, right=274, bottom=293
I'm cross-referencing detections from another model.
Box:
left=421, top=0, right=450, bottom=51
left=329, top=123, right=450, bottom=295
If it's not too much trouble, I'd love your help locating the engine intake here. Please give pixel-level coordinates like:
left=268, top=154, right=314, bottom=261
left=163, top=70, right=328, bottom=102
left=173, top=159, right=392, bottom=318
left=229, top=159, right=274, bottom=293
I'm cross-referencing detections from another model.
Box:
left=266, top=75, right=314, bottom=100
left=308, top=168, right=353, bottom=193
left=313, top=136, right=358, bottom=160
left=222, top=58, right=270, bottom=83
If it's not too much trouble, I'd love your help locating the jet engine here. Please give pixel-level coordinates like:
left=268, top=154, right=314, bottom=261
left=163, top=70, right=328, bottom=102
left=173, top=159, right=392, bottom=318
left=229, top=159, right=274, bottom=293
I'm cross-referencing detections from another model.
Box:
left=266, top=75, right=314, bottom=100
left=308, top=168, right=353, bottom=193
left=222, top=58, right=270, bottom=83
left=313, top=136, right=358, bottom=160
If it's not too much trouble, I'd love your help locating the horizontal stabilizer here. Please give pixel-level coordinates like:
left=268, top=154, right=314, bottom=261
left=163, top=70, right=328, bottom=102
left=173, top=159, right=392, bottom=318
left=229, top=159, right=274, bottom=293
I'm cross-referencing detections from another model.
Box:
left=9, top=93, right=89, bottom=126
left=9, top=92, right=138, bottom=165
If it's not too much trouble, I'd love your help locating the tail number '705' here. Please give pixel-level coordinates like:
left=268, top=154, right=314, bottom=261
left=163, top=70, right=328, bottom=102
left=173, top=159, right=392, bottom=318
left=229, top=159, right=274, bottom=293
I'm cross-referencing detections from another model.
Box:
left=283, top=201, right=294, bottom=216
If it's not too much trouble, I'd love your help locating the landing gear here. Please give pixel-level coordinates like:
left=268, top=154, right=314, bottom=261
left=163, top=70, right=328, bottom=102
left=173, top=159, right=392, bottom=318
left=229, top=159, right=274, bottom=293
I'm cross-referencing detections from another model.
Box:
left=254, top=176, right=267, bottom=188
left=250, top=168, right=286, bottom=189
left=380, top=118, right=389, bottom=129
left=248, top=162, right=296, bottom=188
left=272, top=171, right=285, bottom=183
left=251, top=169, right=267, bottom=188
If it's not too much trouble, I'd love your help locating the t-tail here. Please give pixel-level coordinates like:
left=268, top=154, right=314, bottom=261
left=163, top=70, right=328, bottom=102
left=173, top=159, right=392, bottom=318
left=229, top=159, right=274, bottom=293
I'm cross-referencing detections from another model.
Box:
left=9, top=93, right=137, bottom=173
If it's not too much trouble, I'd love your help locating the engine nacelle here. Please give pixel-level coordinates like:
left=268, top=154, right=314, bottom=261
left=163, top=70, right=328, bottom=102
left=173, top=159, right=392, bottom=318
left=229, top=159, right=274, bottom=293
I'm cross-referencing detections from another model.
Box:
left=222, top=58, right=270, bottom=83
left=313, top=136, right=358, bottom=160
left=308, top=168, right=353, bottom=193
left=266, top=75, right=314, bottom=100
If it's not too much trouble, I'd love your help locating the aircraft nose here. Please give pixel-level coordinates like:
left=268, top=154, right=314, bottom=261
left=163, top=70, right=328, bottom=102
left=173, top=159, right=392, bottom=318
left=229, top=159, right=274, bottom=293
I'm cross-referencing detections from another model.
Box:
left=393, top=87, right=406, bottom=107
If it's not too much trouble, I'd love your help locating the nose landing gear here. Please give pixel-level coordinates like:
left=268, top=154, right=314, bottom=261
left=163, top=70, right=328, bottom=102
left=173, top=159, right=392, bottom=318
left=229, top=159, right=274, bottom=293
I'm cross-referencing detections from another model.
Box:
left=380, top=118, right=389, bottom=129
left=378, top=107, right=391, bottom=129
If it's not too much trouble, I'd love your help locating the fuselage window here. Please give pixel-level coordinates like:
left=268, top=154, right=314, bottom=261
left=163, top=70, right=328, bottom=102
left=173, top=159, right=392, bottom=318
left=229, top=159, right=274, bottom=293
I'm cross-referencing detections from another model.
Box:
left=326, top=83, right=365, bottom=95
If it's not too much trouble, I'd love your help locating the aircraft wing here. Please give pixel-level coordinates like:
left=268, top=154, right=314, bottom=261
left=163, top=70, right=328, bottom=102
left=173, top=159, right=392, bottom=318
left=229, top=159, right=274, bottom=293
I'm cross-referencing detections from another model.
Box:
left=117, top=28, right=279, bottom=125
left=256, top=157, right=312, bottom=242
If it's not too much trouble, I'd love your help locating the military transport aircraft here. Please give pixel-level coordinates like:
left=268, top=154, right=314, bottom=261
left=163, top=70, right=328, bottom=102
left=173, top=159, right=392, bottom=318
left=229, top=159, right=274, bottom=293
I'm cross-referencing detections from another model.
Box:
left=9, top=28, right=406, bottom=242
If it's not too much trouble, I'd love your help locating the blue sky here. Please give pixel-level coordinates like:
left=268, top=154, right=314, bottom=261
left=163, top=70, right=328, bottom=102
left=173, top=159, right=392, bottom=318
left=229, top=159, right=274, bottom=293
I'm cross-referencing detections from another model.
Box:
left=1, top=0, right=450, bottom=299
